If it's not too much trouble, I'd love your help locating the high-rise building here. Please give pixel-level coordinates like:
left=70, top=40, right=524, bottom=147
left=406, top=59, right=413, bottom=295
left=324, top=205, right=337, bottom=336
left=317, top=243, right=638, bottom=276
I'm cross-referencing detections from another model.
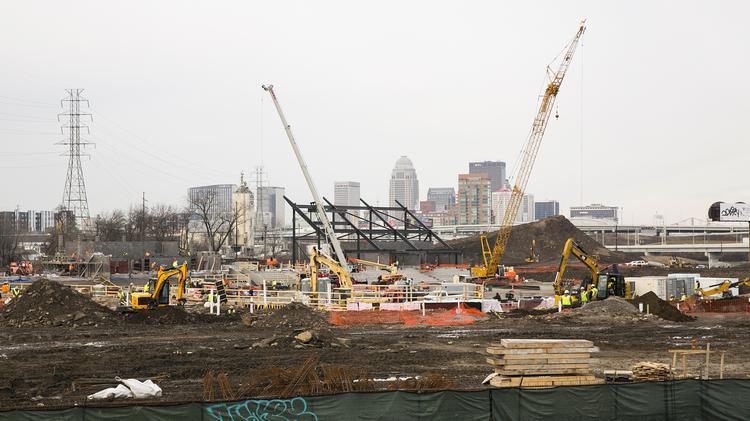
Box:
left=456, top=173, right=491, bottom=225
left=570, top=204, right=618, bottom=222
left=469, top=161, right=506, bottom=191
left=426, top=187, right=456, bottom=212
left=1, top=210, right=60, bottom=233
left=232, top=174, right=255, bottom=249
left=334, top=181, right=360, bottom=217
left=257, top=186, right=286, bottom=228
left=389, top=156, right=419, bottom=211
left=491, top=189, right=535, bottom=224
left=188, top=184, right=236, bottom=217
left=535, top=200, right=560, bottom=220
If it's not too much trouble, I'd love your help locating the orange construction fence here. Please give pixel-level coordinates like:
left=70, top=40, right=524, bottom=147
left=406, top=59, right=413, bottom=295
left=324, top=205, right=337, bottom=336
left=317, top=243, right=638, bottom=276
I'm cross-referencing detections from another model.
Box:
left=330, top=304, right=487, bottom=326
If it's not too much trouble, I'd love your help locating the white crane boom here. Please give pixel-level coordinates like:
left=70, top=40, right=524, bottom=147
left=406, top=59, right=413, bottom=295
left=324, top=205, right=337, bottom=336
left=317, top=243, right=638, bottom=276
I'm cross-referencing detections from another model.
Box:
left=261, top=85, right=348, bottom=269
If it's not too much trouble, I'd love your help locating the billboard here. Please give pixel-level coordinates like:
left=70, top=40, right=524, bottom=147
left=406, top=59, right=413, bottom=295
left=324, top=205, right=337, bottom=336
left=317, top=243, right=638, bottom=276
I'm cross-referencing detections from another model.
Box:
left=708, top=202, right=750, bottom=222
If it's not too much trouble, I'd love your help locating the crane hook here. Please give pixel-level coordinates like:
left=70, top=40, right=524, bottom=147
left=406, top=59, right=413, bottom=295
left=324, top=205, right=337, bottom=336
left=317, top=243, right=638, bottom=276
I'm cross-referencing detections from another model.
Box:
left=555, top=105, right=560, bottom=119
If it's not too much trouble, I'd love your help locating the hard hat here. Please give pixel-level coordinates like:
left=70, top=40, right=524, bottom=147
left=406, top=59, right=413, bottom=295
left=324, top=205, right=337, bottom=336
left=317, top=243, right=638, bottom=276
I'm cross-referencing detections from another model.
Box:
left=564, top=290, right=570, bottom=294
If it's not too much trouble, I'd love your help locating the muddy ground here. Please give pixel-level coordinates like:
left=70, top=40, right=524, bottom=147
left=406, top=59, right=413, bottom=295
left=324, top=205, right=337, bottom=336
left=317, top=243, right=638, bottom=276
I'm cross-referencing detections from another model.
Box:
left=1, top=310, right=749, bottom=411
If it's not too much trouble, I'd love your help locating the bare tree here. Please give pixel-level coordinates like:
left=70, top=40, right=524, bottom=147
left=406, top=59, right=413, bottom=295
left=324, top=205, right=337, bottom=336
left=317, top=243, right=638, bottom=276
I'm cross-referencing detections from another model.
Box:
left=189, top=191, right=241, bottom=252
left=149, top=204, right=184, bottom=242
left=0, top=213, right=19, bottom=268
left=94, top=210, right=126, bottom=241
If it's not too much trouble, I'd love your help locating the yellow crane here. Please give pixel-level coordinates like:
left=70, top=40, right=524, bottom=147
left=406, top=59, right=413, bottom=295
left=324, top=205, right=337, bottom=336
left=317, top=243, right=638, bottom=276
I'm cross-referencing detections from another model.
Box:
left=471, top=20, right=586, bottom=278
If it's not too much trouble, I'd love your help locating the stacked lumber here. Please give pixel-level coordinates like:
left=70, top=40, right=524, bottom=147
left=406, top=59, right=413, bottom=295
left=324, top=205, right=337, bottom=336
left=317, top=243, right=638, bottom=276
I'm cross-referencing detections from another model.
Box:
left=631, top=362, right=673, bottom=381
left=487, top=339, right=601, bottom=388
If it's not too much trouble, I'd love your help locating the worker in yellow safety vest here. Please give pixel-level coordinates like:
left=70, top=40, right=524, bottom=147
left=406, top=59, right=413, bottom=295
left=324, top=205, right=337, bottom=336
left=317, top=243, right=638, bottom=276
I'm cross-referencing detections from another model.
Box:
left=579, top=287, right=588, bottom=305
left=561, top=290, right=572, bottom=308
left=143, top=282, right=150, bottom=293
left=590, top=286, right=599, bottom=301
left=11, top=286, right=21, bottom=298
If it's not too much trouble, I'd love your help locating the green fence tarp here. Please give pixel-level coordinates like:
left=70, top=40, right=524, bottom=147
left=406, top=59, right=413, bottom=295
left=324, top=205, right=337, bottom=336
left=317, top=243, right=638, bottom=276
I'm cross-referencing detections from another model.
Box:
left=3, top=380, right=750, bottom=420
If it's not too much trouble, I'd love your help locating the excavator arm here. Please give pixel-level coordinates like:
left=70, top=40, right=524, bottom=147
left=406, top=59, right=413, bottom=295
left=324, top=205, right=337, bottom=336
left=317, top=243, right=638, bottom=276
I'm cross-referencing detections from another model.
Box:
left=553, top=238, right=600, bottom=296
left=153, top=264, right=188, bottom=303
left=348, top=257, right=398, bottom=274
left=309, top=247, right=353, bottom=292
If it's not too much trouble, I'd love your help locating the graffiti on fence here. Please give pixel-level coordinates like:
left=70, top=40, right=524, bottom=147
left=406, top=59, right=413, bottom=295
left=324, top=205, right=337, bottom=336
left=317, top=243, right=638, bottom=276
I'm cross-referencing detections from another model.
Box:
left=205, top=396, right=318, bottom=421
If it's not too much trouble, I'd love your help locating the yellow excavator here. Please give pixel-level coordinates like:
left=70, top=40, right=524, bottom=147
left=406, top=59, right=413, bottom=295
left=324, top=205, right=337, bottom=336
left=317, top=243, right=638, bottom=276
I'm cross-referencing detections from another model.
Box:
left=127, top=263, right=189, bottom=310
left=525, top=239, right=540, bottom=263
left=697, top=278, right=750, bottom=298
left=309, top=247, right=353, bottom=293
left=553, top=238, right=631, bottom=303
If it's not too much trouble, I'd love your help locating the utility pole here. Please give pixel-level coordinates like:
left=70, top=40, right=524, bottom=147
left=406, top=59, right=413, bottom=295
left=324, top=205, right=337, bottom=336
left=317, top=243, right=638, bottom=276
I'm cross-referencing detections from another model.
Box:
left=58, top=89, right=93, bottom=236
left=141, top=192, right=148, bottom=241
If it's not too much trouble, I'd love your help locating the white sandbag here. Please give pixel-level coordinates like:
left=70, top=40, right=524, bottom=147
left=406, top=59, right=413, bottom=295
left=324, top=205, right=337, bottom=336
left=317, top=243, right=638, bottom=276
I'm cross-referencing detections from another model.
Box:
left=118, top=377, right=162, bottom=398
left=87, top=384, right=133, bottom=400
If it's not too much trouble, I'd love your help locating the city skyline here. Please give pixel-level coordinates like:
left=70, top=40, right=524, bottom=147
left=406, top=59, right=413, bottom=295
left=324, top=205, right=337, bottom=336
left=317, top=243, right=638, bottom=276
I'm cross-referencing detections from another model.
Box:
left=1, top=2, right=748, bottom=225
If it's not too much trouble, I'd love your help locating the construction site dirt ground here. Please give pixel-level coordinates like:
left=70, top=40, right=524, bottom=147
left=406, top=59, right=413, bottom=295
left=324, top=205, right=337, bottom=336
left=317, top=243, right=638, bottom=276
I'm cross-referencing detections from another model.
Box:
left=2, top=309, right=750, bottom=411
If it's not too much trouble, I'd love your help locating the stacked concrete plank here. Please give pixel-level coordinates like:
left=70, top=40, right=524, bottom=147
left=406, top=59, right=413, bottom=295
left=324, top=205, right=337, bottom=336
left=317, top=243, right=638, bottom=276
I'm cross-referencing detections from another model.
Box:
left=487, top=339, right=602, bottom=388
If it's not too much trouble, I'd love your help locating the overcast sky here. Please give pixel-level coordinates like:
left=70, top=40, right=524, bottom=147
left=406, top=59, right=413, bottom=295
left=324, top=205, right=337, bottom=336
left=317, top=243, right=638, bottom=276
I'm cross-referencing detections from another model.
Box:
left=1, top=1, right=747, bottom=225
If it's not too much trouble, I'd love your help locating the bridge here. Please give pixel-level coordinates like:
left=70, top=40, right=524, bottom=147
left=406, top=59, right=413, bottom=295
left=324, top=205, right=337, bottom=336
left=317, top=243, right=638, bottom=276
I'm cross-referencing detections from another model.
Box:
left=605, top=240, right=750, bottom=267
left=428, top=223, right=749, bottom=240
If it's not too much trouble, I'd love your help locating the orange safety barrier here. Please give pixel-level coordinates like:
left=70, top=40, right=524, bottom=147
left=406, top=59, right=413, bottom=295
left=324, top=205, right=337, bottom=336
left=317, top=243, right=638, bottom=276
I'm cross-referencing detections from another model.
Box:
left=330, top=304, right=487, bottom=326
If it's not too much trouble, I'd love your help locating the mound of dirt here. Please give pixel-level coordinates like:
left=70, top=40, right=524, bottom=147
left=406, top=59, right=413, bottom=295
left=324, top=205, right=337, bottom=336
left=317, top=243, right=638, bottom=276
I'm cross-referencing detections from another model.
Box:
left=550, top=296, right=655, bottom=324
left=576, top=296, right=642, bottom=316
left=251, top=302, right=330, bottom=330
left=0, top=279, right=117, bottom=328
left=632, top=291, right=695, bottom=322
left=123, top=305, right=242, bottom=325
left=448, top=215, right=626, bottom=265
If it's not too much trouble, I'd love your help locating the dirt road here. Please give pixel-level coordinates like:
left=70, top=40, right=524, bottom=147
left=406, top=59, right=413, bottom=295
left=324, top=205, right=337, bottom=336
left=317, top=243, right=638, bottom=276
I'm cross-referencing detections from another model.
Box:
left=1, top=311, right=748, bottom=411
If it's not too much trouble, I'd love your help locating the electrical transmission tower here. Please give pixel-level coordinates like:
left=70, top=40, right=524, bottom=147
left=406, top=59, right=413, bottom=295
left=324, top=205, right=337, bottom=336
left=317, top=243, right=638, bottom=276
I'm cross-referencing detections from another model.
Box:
left=58, top=89, right=93, bottom=235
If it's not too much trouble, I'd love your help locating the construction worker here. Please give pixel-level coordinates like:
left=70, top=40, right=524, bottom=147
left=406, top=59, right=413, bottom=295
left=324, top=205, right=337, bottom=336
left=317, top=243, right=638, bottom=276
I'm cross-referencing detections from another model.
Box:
left=680, top=293, right=687, bottom=302
left=579, top=287, right=588, bottom=305
left=1, top=282, right=9, bottom=295
left=590, top=286, right=599, bottom=301
left=172, top=259, right=179, bottom=269
left=143, top=282, right=150, bottom=293
left=561, top=290, right=572, bottom=308
left=117, top=289, right=126, bottom=305
left=11, top=286, right=21, bottom=298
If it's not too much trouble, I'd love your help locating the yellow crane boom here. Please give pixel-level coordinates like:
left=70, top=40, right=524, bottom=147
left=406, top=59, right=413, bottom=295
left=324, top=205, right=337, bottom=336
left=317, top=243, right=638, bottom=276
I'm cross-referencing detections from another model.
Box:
left=472, top=20, right=586, bottom=278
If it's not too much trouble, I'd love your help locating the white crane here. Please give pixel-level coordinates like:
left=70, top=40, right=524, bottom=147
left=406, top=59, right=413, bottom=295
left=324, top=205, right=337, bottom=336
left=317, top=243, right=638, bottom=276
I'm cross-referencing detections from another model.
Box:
left=261, top=85, right=349, bottom=269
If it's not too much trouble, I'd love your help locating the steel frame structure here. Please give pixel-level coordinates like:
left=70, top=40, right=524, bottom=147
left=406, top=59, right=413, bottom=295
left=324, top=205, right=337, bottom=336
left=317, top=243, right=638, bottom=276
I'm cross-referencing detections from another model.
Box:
left=285, top=196, right=460, bottom=264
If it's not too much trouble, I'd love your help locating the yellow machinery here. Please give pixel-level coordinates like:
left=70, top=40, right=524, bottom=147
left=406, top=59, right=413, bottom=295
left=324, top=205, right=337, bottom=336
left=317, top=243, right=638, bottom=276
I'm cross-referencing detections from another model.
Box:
left=698, top=278, right=750, bottom=298
left=348, top=257, right=398, bottom=274
left=348, top=257, right=403, bottom=283
left=129, top=264, right=188, bottom=310
left=524, top=239, right=540, bottom=264
left=553, top=238, right=631, bottom=302
left=471, top=21, right=586, bottom=279
left=309, top=247, right=353, bottom=292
